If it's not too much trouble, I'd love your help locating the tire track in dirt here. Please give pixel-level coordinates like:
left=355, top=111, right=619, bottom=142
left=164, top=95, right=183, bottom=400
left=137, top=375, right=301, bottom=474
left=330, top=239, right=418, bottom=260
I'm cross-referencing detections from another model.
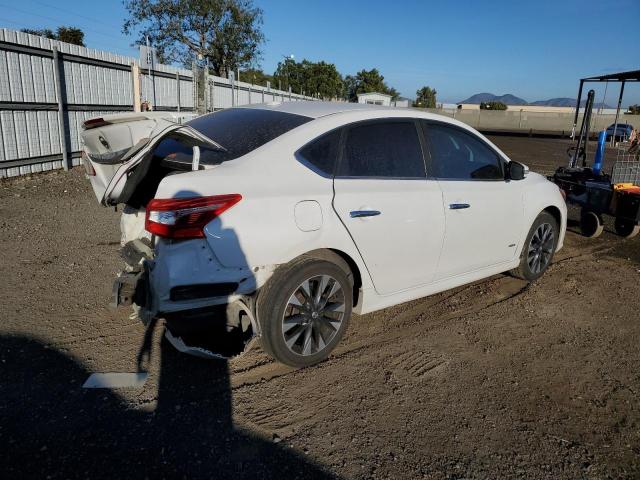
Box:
left=228, top=247, right=596, bottom=390
left=389, top=349, right=450, bottom=379
left=228, top=274, right=529, bottom=389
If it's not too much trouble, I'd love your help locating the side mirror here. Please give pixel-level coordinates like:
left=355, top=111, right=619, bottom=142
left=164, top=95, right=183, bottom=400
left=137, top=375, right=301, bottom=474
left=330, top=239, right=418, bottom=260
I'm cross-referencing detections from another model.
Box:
left=507, top=161, right=528, bottom=181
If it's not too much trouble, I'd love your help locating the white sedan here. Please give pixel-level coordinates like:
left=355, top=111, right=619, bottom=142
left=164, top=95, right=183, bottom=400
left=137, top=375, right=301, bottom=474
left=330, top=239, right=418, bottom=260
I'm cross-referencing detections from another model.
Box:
left=82, top=102, right=567, bottom=367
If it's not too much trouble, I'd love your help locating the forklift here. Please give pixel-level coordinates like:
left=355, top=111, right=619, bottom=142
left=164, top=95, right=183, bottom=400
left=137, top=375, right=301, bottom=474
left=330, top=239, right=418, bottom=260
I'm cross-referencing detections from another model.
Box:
left=552, top=77, right=640, bottom=239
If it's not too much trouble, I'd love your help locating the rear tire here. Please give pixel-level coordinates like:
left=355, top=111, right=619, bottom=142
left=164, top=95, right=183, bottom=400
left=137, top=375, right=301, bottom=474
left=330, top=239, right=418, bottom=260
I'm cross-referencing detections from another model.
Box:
left=257, top=255, right=353, bottom=368
left=580, top=209, right=604, bottom=238
left=614, top=217, right=640, bottom=238
left=510, top=211, right=559, bottom=282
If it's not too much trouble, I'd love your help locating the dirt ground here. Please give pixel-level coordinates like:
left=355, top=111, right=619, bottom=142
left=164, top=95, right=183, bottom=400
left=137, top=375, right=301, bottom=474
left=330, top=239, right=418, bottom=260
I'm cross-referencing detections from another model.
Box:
left=1, top=135, right=639, bottom=479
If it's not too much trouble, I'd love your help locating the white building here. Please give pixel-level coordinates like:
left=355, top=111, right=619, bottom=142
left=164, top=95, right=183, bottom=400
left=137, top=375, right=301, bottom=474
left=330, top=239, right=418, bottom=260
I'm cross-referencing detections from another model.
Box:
left=357, top=92, right=392, bottom=106
left=391, top=97, right=411, bottom=108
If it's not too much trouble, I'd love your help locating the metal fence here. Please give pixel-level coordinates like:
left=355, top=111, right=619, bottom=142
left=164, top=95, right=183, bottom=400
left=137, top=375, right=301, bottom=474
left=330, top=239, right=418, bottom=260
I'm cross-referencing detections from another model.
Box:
left=0, top=28, right=316, bottom=178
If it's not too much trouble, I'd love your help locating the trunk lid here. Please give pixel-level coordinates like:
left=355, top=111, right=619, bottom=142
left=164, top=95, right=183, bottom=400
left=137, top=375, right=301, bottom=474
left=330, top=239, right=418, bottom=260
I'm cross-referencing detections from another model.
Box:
left=81, top=113, right=222, bottom=206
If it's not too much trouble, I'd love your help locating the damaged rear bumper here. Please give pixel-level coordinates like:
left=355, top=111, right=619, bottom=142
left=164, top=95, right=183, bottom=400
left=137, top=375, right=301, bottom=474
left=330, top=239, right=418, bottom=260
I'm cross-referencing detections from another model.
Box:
left=111, top=237, right=264, bottom=358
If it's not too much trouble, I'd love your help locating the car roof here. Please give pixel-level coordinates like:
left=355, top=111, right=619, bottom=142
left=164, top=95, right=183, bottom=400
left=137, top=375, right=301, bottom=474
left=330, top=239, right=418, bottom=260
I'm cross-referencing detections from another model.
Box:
left=238, top=100, right=399, bottom=119
left=237, top=100, right=474, bottom=128
left=221, top=101, right=512, bottom=163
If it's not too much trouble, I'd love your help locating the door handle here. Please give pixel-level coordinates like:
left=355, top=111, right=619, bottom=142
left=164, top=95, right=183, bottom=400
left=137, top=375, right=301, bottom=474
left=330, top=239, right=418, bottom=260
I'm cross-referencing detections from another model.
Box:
left=449, top=203, right=471, bottom=210
left=350, top=210, right=381, bottom=218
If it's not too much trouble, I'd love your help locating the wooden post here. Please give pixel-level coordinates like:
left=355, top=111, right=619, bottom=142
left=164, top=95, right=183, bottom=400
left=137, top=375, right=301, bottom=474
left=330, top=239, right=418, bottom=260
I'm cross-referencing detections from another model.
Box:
left=131, top=63, right=141, bottom=112
left=176, top=71, right=181, bottom=112
left=51, top=47, right=70, bottom=171
left=210, top=81, right=215, bottom=112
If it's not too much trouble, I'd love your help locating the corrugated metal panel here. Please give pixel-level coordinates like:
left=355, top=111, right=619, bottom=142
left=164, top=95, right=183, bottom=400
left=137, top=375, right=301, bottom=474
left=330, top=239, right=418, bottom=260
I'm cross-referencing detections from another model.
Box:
left=0, top=28, right=317, bottom=176
left=48, top=110, right=61, bottom=155
left=0, top=112, right=5, bottom=161
left=7, top=51, right=23, bottom=102
left=13, top=111, right=29, bottom=159
left=37, top=111, right=52, bottom=156
left=4, top=112, right=18, bottom=160
left=0, top=49, right=10, bottom=101
left=43, top=57, right=56, bottom=103
left=1, top=110, right=17, bottom=160
left=20, top=54, right=35, bottom=102
left=25, top=110, right=40, bottom=157
left=31, top=55, right=45, bottom=103
left=78, top=63, right=87, bottom=104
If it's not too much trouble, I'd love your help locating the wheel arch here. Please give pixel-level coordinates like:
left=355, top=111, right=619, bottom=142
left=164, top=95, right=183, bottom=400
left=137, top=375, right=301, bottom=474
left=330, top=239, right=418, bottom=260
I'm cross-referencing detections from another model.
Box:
left=543, top=205, right=562, bottom=229
left=302, top=248, right=363, bottom=309
left=517, top=205, right=565, bottom=261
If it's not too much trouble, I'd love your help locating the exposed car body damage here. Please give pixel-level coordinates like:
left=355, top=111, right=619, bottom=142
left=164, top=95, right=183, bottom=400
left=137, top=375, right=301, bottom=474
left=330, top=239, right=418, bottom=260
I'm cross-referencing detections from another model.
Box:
left=82, top=102, right=567, bottom=365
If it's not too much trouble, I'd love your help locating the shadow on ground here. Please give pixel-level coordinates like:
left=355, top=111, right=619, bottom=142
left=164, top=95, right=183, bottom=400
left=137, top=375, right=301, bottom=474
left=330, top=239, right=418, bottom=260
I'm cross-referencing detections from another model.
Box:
left=0, top=332, right=336, bottom=479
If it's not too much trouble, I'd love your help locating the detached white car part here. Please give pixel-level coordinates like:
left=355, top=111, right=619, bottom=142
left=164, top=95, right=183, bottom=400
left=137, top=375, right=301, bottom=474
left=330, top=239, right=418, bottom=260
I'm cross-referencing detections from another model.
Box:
left=82, top=102, right=567, bottom=368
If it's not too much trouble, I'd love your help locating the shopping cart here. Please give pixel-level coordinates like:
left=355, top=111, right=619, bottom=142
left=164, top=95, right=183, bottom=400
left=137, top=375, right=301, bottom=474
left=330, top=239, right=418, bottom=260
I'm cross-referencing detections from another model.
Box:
left=610, top=141, right=640, bottom=185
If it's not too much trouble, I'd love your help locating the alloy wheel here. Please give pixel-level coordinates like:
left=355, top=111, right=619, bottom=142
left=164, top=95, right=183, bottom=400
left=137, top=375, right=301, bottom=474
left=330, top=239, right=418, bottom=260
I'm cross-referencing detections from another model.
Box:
left=281, top=275, right=346, bottom=356
left=527, top=223, right=554, bottom=274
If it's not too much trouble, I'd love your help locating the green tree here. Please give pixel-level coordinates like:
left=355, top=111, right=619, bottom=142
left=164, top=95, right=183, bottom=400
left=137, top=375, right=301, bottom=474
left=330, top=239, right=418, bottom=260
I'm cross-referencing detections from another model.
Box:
left=272, top=59, right=343, bottom=99
left=56, top=27, right=85, bottom=46
left=415, top=86, right=437, bottom=108
left=628, top=104, right=640, bottom=115
left=272, top=57, right=302, bottom=92
left=240, top=68, right=272, bottom=86
left=343, top=68, right=398, bottom=101
left=21, top=26, right=85, bottom=46
left=123, top=0, right=265, bottom=76
left=21, top=28, right=56, bottom=39
left=304, top=61, right=343, bottom=99
left=480, top=101, right=507, bottom=110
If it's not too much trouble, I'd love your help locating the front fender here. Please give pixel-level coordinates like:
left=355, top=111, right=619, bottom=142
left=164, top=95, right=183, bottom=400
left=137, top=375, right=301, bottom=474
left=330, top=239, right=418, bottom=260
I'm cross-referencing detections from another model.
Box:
left=521, top=173, right=567, bottom=253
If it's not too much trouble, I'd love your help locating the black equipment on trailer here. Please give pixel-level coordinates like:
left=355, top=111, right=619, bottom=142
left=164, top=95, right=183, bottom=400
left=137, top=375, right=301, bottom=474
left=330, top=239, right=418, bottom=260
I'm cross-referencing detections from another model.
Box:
left=567, top=89, right=595, bottom=169
left=552, top=70, right=640, bottom=239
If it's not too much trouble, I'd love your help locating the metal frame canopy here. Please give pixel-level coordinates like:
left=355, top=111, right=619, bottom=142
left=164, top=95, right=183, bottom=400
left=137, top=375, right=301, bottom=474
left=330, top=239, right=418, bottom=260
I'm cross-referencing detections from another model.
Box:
left=572, top=69, right=640, bottom=139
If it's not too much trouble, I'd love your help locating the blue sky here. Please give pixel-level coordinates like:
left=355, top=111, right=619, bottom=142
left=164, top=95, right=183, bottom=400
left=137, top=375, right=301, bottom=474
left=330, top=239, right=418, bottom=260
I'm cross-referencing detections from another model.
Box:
left=2, top=0, right=639, bottom=104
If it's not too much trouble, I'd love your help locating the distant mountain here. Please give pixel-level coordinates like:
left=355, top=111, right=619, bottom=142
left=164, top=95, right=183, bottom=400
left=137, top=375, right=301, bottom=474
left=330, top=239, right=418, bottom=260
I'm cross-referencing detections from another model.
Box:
left=530, top=97, right=576, bottom=107
left=460, top=93, right=528, bottom=105
left=460, top=93, right=614, bottom=109
left=531, top=97, right=614, bottom=109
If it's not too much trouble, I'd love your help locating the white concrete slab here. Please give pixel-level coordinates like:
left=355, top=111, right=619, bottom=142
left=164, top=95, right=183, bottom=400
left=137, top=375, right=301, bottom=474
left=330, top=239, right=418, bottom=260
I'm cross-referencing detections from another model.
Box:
left=82, top=372, right=148, bottom=389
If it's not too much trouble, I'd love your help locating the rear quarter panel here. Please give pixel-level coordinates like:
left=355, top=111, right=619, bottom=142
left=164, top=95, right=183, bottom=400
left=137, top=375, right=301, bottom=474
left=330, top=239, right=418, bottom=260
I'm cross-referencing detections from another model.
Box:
left=153, top=119, right=375, bottom=291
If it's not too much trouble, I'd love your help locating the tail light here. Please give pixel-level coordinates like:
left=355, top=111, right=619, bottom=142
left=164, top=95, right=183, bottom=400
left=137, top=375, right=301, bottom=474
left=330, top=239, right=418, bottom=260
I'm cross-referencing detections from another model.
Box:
left=145, top=194, right=242, bottom=239
left=81, top=150, right=96, bottom=176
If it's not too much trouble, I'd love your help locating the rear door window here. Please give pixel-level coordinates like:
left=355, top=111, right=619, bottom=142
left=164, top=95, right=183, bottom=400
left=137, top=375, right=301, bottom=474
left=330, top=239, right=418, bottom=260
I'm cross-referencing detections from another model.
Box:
left=297, top=129, right=342, bottom=176
left=186, top=108, right=312, bottom=164
left=337, top=121, right=426, bottom=178
left=422, top=122, right=504, bottom=180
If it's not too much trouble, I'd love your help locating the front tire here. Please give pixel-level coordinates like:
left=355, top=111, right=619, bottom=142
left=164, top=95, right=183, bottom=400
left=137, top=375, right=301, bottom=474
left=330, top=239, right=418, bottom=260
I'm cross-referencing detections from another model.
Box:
left=511, top=211, right=559, bottom=282
left=257, top=255, right=353, bottom=368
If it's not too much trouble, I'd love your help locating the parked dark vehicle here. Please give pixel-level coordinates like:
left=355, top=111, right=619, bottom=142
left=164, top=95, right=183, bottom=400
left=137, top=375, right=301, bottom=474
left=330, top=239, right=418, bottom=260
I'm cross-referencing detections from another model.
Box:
left=606, top=123, right=634, bottom=141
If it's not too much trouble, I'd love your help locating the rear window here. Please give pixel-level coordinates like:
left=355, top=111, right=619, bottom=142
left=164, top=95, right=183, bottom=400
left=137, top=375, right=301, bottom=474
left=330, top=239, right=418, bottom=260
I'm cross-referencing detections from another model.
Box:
left=183, top=108, right=312, bottom=164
